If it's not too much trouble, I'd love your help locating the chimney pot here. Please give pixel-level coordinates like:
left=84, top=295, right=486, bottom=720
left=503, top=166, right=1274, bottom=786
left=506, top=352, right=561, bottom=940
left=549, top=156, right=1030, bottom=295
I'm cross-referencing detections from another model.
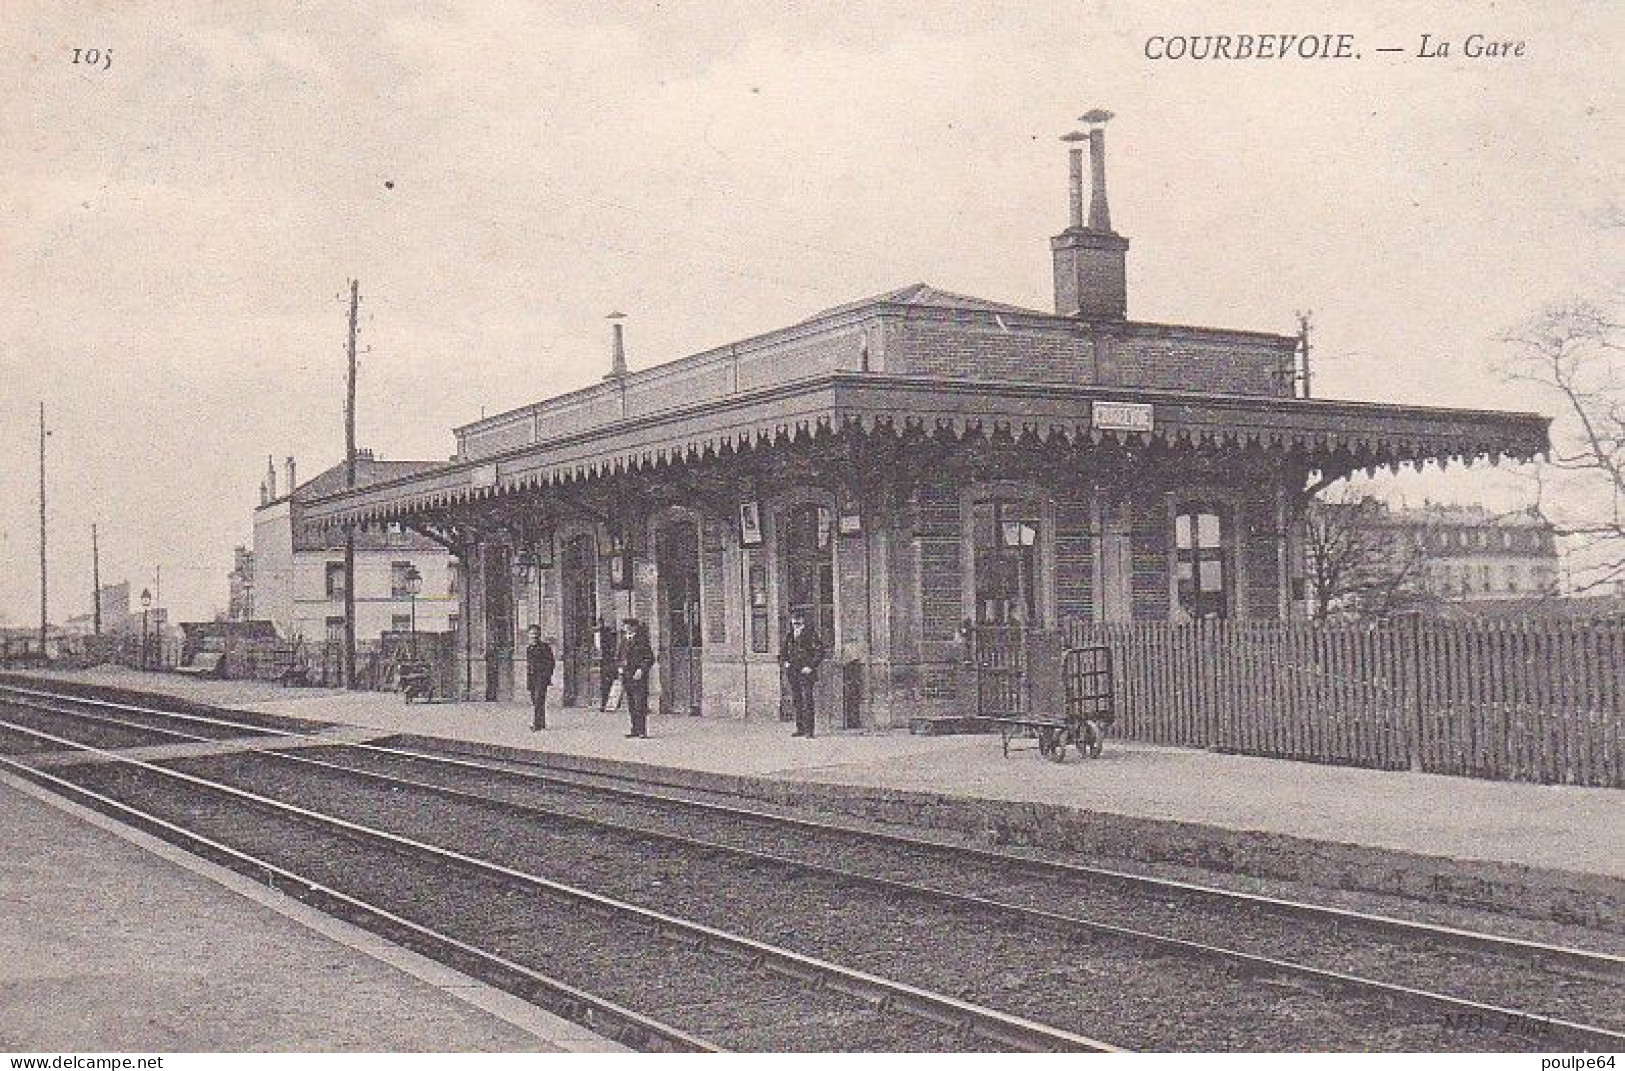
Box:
left=1060, top=131, right=1087, bottom=230
left=1086, top=125, right=1112, bottom=232
left=605, top=311, right=628, bottom=380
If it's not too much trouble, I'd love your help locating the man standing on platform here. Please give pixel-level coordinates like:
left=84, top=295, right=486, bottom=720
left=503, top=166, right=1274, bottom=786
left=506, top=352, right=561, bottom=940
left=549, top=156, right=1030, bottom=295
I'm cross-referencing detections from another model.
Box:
left=525, top=626, right=554, bottom=731
left=619, top=618, right=655, bottom=738
left=781, top=610, right=826, bottom=738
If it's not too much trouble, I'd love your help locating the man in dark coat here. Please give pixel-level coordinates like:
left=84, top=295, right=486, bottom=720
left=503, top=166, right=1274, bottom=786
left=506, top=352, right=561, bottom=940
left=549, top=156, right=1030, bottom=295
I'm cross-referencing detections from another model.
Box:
left=596, top=617, right=619, bottom=710
left=780, top=610, right=826, bottom=737
left=618, top=618, right=655, bottom=738
left=524, top=626, right=555, bottom=731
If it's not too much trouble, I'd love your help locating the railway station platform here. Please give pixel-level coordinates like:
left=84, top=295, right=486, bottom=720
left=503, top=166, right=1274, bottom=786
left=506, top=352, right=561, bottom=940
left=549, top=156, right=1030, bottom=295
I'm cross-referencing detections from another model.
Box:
left=15, top=667, right=1625, bottom=933
left=0, top=767, right=622, bottom=1052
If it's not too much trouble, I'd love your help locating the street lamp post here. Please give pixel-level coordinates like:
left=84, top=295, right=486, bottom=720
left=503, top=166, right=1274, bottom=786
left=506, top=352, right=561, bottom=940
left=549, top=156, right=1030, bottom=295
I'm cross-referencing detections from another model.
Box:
left=404, top=565, right=422, bottom=658
left=139, top=587, right=152, bottom=671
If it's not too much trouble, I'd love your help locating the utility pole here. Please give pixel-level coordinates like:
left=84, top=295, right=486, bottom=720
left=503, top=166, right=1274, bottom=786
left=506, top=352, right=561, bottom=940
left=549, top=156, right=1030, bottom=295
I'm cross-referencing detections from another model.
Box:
left=91, top=524, right=101, bottom=635
left=343, top=278, right=359, bottom=689
left=38, top=402, right=47, bottom=655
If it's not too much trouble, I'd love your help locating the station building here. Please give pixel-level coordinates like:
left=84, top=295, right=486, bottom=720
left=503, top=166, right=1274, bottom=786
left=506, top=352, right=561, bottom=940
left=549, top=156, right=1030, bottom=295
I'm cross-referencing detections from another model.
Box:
left=304, top=118, right=1548, bottom=729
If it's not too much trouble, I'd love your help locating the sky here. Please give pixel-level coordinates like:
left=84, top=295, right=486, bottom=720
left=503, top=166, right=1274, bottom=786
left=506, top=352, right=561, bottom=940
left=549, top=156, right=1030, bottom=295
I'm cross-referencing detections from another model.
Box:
left=1, top=0, right=1620, bottom=626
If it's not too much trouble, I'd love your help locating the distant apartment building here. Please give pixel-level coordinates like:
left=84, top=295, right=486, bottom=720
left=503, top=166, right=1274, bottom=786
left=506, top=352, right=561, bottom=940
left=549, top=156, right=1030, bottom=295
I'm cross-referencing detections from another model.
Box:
left=99, top=581, right=132, bottom=631
left=251, top=452, right=457, bottom=643
left=1354, top=501, right=1560, bottom=603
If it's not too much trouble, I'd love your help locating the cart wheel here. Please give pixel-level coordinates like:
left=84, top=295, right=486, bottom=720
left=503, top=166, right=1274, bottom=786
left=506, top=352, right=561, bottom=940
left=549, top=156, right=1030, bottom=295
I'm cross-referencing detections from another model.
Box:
left=1083, top=721, right=1104, bottom=758
left=1043, top=729, right=1068, bottom=763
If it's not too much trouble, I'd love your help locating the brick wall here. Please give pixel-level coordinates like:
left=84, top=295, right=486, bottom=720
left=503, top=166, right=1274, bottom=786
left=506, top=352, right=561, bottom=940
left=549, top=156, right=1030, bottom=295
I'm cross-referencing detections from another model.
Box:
left=1129, top=493, right=1172, bottom=621
left=888, top=313, right=1293, bottom=397
left=1241, top=488, right=1283, bottom=619
left=459, top=321, right=866, bottom=461
left=702, top=517, right=729, bottom=645
left=456, top=305, right=1297, bottom=463
left=915, top=479, right=962, bottom=642
left=1054, top=488, right=1094, bottom=623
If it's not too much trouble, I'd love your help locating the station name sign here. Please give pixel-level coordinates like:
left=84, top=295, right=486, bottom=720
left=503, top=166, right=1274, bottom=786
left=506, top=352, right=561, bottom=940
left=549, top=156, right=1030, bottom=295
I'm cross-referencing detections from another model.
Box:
left=1091, top=400, right=1155, bottom=433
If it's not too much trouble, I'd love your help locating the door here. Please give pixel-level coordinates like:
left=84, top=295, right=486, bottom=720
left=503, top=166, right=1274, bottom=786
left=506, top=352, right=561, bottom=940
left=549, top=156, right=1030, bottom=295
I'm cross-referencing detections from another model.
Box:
left=559, top=534, right=598, bottom=705
left=780, top=503, right=838, bottom=726
left=657, top=521, right=703, bottom=715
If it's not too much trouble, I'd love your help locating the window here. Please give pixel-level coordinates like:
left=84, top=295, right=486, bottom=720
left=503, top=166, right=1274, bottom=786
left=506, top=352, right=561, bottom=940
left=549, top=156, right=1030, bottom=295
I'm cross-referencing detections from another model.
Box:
left=391, top=614, right=412, bottom=633
left=325, top=616, right=345, bottom=643
left=390, top=561, right=413, bottom=598
left=324, top=561, right=347, bottom=600
left=385, top=521, right=407, bottom=547
left=972, top=500, right=1040, bottom=624
left=1175, top=507, right=1229, bottom=620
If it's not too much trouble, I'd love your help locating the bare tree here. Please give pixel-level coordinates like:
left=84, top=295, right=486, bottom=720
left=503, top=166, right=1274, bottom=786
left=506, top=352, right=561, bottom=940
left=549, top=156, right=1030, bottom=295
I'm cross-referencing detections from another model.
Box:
left=1500, top=302, right=1624, bottom=591
left=1303, top=492, right=1436, bottom=620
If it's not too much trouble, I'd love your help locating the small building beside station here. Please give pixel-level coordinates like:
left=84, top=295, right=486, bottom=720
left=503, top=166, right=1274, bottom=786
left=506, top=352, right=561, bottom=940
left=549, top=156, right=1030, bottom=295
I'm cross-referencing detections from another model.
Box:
left=304, top=117, right=1548, bottom=729
left=252, top=452, right=459, bottom=645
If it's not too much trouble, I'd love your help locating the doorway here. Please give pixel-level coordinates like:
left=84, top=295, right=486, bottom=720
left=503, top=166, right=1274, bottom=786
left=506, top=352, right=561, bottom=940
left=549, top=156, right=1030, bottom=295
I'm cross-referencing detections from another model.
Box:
left=780, top=503, right=839, bottom=727
left=559, top=533, right=598, bottom=705
left=656, top=520, right=703, bottom=716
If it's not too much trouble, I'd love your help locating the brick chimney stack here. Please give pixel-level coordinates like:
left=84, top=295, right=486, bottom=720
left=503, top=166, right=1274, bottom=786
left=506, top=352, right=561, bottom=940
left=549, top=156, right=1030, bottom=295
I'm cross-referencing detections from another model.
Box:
left=605, top=311, right=628, bottom=380
left=284, top=456, right=296, bottom=496
left=1051, top=109, right=1129, bottom=321
left=264, top=455, right=277, bottom=503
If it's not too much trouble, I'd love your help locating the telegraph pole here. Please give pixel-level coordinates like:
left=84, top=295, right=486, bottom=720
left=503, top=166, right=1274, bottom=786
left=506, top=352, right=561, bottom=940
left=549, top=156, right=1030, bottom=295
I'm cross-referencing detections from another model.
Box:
left=91, top=524, right=101, bottom=635
left=343, top=279, right=359, bottom=688
left=38, top=402, right=47, bottom=654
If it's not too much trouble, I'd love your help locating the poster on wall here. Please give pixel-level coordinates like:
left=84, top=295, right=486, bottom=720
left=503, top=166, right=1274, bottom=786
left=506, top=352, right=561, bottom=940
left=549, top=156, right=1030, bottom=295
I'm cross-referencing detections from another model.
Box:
left=609, top=550, right=633, bottom=590
left=739, top=501, right=764, bottom=547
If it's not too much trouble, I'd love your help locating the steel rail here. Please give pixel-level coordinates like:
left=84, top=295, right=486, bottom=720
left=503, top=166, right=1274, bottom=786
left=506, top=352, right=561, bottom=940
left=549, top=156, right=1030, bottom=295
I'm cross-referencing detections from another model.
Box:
left=6, top=692, right=1616, bottom=1051
left=0, top=714, right=1117, bottom=1054
left=0, top=696, right=228, bottom=745
left=372, top=735, right=1625, bottom=978
left=6, top=682, right=1621, bottom=975
left=234, top=741, right=1625, bottom=1052
left=0, top=682, right=314, bottom=738
left=0, top=748, right=716, bottom=1054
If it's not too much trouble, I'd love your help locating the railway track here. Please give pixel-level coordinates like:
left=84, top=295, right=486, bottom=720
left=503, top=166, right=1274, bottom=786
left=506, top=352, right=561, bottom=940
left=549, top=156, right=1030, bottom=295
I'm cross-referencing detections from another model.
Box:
left=0, top=708, right=1112, bottom=1053
left=2, top=680, right=1621, bottom=1051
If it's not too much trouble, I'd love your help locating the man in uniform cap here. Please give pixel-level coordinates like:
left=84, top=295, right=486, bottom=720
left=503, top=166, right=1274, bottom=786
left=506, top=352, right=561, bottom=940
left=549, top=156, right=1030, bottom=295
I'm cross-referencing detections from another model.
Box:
left=780, top=610, right=826, bottom=738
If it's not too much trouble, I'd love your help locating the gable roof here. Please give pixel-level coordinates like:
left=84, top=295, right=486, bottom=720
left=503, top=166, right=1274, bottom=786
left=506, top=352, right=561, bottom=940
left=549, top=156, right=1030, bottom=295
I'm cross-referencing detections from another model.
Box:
left=802, top=282, right=1047, bottom=322
left=292, top=458, right=443, bottom=503
left=257, top=457, right=446, bottom=512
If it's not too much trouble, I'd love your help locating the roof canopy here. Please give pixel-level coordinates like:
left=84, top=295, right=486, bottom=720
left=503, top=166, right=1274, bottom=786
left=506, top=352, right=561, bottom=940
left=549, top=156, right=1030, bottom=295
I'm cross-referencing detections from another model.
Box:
left=303, top=374, right=1548, bottom=530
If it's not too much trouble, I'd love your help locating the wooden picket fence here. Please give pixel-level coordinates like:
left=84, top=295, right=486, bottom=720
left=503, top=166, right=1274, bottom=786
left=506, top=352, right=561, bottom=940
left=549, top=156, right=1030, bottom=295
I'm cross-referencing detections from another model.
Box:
left=1056, top=618, right=1625, bottom=788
